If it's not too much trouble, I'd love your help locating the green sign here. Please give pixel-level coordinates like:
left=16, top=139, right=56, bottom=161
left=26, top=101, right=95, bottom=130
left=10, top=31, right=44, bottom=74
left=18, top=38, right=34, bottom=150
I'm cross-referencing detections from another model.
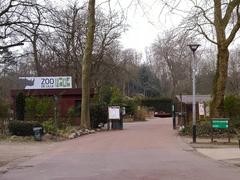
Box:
left=212, top=118, right=229, bottom=129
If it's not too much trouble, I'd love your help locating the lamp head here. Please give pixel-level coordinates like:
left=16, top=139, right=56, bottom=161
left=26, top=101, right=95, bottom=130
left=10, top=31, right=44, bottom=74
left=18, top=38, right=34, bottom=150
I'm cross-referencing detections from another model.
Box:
left=188, top=44, right=200, bottom=52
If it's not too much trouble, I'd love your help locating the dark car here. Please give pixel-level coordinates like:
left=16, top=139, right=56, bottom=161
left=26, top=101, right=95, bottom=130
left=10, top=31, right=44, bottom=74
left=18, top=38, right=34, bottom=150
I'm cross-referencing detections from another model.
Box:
left=154, top=111, right=171, bottom=118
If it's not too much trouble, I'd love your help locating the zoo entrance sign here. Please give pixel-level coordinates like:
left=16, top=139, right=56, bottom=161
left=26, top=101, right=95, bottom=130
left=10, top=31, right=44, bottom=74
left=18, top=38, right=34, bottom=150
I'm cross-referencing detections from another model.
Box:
left=19, top=76, right=72, bottom=89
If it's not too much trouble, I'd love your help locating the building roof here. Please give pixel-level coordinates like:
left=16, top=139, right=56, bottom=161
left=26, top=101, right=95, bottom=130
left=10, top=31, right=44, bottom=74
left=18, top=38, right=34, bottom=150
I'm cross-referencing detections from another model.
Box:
left=11, top=88, right=95, bottom=97
left=176, top=95, right=211, bottom=104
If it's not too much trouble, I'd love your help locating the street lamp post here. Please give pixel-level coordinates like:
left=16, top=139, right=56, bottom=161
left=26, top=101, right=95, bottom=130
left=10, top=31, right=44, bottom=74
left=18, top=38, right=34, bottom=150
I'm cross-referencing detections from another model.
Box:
left=188, top=44, right=200, bottom=143
left=180, top=93, right=183, bottom=126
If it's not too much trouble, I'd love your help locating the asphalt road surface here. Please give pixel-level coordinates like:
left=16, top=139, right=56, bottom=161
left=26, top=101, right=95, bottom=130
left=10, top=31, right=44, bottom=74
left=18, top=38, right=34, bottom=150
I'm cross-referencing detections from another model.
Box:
left=1, top=118, right=240, bottom=180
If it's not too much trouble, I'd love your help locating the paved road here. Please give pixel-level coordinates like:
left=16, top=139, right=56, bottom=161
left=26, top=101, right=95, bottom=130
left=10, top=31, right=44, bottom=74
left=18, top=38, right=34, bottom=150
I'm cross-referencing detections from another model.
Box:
left=1, top=118, right=240, bottom=180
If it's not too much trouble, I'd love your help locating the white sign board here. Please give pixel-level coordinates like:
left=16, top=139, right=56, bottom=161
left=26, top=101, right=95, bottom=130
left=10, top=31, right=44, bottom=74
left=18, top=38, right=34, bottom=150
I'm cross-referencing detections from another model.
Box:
left=199, top=103, right=205, bottom=116
left=108, top=106, right=120, bottom=120
left=19, top=76, right=72, bottom=89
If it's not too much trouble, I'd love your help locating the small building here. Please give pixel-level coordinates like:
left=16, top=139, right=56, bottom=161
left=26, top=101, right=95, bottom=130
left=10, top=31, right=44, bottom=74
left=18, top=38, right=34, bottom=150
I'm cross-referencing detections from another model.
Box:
left=11, top=88, right=95, bottom=125
left=175, top=95, right=211, bottom=126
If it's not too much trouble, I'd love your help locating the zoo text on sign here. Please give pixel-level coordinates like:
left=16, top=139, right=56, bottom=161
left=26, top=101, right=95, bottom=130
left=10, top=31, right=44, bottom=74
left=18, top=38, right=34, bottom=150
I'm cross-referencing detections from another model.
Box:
left=40, top=77, right=71, bottom=88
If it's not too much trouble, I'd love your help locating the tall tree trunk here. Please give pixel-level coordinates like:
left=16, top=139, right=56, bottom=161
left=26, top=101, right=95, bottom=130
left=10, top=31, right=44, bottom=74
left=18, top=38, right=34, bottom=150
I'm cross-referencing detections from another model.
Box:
left=33, top=38, right=41, bottom=76
left=211, top=0, right=228, bottom=118
left=171, top=75, right=177, bottom=99
left=81, top=0, right=95, bottom=129
left=211, top=46, right=229, bottom=117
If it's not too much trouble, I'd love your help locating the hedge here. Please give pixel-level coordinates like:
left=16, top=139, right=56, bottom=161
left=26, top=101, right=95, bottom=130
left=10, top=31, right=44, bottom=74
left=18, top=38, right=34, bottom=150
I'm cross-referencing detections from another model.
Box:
left=8, top=120, right=42, bottom=136
left=140, top=98, right=172, bottom=113
left=179, top=122, right=236, bottom=138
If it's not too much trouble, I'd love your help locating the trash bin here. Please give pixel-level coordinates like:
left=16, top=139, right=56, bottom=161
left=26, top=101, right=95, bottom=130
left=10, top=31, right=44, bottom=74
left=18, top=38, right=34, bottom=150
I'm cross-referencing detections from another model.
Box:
left=111, top=119, right=123, bottom=130
left=33, top=127, right=43, bottom=141
left=120, top=118, right=123, bottom=129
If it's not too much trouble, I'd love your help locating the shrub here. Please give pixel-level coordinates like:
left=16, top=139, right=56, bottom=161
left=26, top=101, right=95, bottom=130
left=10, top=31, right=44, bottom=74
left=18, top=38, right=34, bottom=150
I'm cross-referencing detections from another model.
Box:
left=98, top=86, right=124, bottom=106
left=25, top=97, right=54, bottom=121
left=42, top=119, right=57, bottom=134
left=90, top=104, right=108, bottom=129
left=35, top=98, right=54, bottom=119
left=16, top=93, right=25, bottom=120
left=25, top=97, right=37, bottom=118
left=66, top=107, right=75, bottom=125
left=124, top=99, right=138, bottom=116
left=224, top=95, right=240, bottom=117
left=0, top=101, right=10, bottom=135
left=110, top=87, right=124, bottom=106
left=222, top=95, right=240, bottom=130
left=133, top=108, right=147, bottom=121
left=8, top=120, right=42, bottom=136
left=230, top=116, right=240, bottom=129
left=0, top=101, right=9, bottom=118
left=98, top=86, right=113, bottom=105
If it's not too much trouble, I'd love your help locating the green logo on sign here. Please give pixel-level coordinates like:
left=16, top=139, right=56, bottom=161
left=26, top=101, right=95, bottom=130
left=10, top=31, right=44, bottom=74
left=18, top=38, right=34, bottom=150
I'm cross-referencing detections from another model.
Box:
left=55, top=77, right=71, bottom=88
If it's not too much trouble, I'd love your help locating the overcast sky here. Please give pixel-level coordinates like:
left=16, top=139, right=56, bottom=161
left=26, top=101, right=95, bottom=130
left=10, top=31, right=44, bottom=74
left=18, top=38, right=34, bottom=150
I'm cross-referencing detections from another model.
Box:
left=53, top=0, right=240, bottom=60
left=107, top=0, right=185, bottom=52
left=55, top=0, right=187, bottom=53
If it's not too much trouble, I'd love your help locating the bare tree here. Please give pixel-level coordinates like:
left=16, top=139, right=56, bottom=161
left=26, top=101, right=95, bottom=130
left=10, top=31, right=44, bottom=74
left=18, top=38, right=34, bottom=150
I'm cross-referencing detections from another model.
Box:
left=227, top=49, right=240, bottom=95
left=36, top=2, right=125, bottom=88
left=44, top=2, right=86, bottom=86
left=0, top=0, right=25, bottom=50
left=0, top=0, right=56, bottom=76
left=12, top=2, right=53, bottom=76
left=0, top=0, right=45, bottom=50
left=177, top=0, right=240, bottom=117
left=151, top=29, right=192, bottom=97
left=91, top=11, right=125, bottom=79
left=196, top=48, right=216, bottom=94
left=0, top=49, right=16, bottom=75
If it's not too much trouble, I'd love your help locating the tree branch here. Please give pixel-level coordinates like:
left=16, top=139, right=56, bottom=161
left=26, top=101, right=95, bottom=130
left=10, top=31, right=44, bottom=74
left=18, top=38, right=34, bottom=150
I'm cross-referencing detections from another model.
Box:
left=0, top=40, right=24, bottom=50
left=195, top=5, right=214, bottom=25
left=226, top=5, right=240, bottom=46
left=196, top=23, right=218, bottom=45
left=222, top=0, right=240, bottom=28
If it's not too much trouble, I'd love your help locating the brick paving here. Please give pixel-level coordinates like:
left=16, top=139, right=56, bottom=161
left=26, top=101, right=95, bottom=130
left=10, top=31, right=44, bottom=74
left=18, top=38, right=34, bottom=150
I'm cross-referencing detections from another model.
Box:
left=1, top=118, right=240, bottom=180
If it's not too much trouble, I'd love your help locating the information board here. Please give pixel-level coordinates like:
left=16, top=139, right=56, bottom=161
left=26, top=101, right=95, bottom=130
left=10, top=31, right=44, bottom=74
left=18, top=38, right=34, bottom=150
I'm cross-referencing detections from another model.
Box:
left=108, top=106, right=120, bottom=120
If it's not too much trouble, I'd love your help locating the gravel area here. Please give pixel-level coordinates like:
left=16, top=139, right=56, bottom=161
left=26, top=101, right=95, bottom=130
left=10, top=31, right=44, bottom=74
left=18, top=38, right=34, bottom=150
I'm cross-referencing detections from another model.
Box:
left=0, top=141, right=56, bottom=173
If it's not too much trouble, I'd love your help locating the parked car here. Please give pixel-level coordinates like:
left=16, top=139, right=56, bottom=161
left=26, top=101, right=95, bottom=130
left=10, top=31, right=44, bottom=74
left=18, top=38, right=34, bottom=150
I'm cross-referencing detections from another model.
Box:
left=154, top=111, right=171, bottom=118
